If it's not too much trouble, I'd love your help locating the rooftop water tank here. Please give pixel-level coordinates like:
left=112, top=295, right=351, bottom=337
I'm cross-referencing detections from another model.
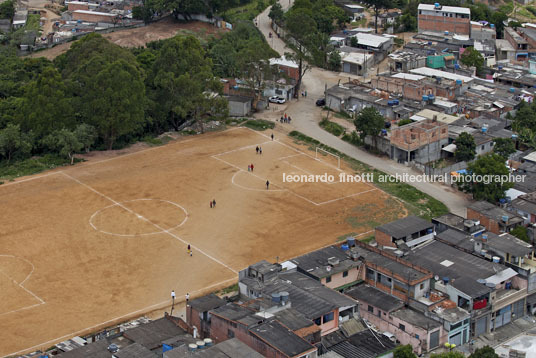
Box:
left=512, top=134, right=518, bottom=139
left=189, top=344, right=198, bottom=352
left=490, top=24, right=495, bottom=28
left=442, top=277, right=450, bottom=284
left=502, top=215, right=509, bottom=222
left=423, top=95, right=429, bottom=101
left=280, top=291, right=290, bottom=303
left=455, top=64, right=460, bottom=70
left=271, top=292, right=281, bottom=303
left=498, top=65, right=503, bottom=70
left=392, top=99, right=399, bottom=105
left=499, top=198, right=506, bottom=204
left=456, top=79, right=462, bottom=85
left=341, top=244, right=350, bottom=251
left=204, top=338, right=213, bottom=347
left=347, top=237, right=356, bottom=247
left=444, top=31, right=449, bottom=35
left=493, top=256, right=500, bottom=263
left=482, top=126, right=487, bottom=133
left=196, top=341, right=205, bottom=349
left=435, top=2, right=441, bottom=8
left=428, top=94, right=435, bottom=100
left=510, top=88, right=515, bottom=93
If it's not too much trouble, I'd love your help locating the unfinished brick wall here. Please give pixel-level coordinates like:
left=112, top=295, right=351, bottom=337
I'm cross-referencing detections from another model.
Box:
left=418, top=14, right=470, bottom=35
left=466, top=208, right=500, bottom=234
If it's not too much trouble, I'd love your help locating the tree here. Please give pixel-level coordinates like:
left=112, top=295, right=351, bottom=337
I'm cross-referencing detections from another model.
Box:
left=0, top=124, right=32, bottom=163
left=74, top=124, right=97, bottom=153
left=0, top=0, right=14, bottom=19
left=256, top=0, right=265, bottom=14
left=511, top=226, right=530, bottom=243
left=268, top=2, right=284, bottom=23
left=149, top=36, right=225, bottom=132
left=493, top=138, right=515, bottom=160
left=490, top=11, right=508, bottom=38
left=460, top=47, right=484, bottom=74
left=328, top=51, right=341, bottom=71
left=18, top=66, right=73, bottom=140
left=455, top=132, right=476, bottom=162
left=461, top=153, right=514, bottom=203
left=87, top=60, right=146, bottom=149
left=469, top=346, right=499, bottom=358
left=350, top=36, right=358, bottom=47
left=393, top=345, right=416, bottom=358
left=42, top=129, right=83, bottom=165
left=284, top=10, right=316, bottom=97
left=431, top=352, right=466, bottom=358
left=354, top=107, right=384, bottom=149
left=512, top=101, right=536, bottom=149
left=401, top=13, right=417, bottom=31
left=362, top=0, right=393, bottom=33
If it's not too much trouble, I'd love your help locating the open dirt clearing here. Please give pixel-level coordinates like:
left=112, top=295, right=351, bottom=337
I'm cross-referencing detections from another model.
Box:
left=0, top=127, right=406, bottom=356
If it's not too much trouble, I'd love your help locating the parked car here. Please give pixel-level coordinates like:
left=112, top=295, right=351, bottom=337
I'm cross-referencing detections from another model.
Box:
left=316, top=98, right=326, bottom=106
left=269, top=96, right=286, bottom=104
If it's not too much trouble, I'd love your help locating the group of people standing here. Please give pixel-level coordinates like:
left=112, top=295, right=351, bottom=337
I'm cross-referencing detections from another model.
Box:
left=280, top=113, right=291, bottom=123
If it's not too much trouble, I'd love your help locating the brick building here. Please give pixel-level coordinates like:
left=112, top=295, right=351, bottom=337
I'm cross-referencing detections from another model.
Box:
left=375, top=216, right=435, bottom=248
left=467, top=201, right=524, bottom=234
left=372, top=73, right=459, bottom=101
left=418, top=4, right=471, bottom=36
left=389, top=119, right=449, bottom=164
left=270, top=56, right=299, bottom=83
left=66, top=1, right=89, bottom=11
left=72, top=9, right=118, bottom=23
left=186, top=293, right=226, bottom=339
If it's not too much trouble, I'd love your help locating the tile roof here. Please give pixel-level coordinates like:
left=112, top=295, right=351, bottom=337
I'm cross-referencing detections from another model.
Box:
left=115, top=343, right=156, bottom=358
left=345, top=285, right=404, bottom=313
left=123, top=317, right=185, bottom=350
left=188, top=294, right=226, bottom=312
left=376, top=216, right=433, bottom=239
left=249, top=320, right=316, bottom=357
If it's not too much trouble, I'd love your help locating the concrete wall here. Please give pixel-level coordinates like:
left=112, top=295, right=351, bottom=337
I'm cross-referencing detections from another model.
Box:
left=68, top=2, right=89, bottom=11
left=72, top=11, right=117, bottom=23
left=320, top=265, right=362, bottom=289
left=326, top=94, right=343, bottom=112
left=228, top=99, right=251, bottom=117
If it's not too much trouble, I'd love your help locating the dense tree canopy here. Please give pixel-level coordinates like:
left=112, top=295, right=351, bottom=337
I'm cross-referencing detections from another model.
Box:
left=512, top=101, right=536, bottom=149
left=460, top=47, right=485, bottom=74
left=455, top=132, right=476, bottom=162
left=462, top=153, right=513, bottom=203
left=354, top=107, right=385, bottom=148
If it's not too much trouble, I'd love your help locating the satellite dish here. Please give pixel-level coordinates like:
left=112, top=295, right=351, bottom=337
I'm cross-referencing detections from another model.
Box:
left=434, top=275, right=440, bottom=281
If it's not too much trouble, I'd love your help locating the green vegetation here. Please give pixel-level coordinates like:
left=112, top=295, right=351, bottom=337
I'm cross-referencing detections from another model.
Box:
left=511, top=101, right=536, bottom=149
left=342, top=131, right=362, bottom=146
left=243, top=119, right=275, bottom=131
left=320, top=118, right=346, bottom=137
left=0, top=0, right=15, bottom=19
left=455, top=132, right=476, bottom=162
left=469, top=346, right=499, bottom=358
left=219, top=283, right=239, bottom=295
left=143, top=135, right=173, bottom=146
left=459, top=153, right=514, bottom=203
left=0, top=33, right=229, bottom=179
left=393, top=345, right=417, bottom=358
left=288, top=131, right=449, bottom=220
left=431, top=352, right=465, bottom=358
left=493, top=138, right=516, bottom=160
left=511, top=226, right=530, bottom=243
left=0, top=154, right=80, bottom=181
left=398, top=119, right=412, bottom=126
left=354, top=107, right=384, bottom=150
left=460, top=46, right=485, bottom=74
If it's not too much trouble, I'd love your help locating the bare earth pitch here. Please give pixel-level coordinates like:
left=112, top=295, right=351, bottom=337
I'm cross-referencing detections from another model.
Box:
left=0, top=127, right=405, bottom=356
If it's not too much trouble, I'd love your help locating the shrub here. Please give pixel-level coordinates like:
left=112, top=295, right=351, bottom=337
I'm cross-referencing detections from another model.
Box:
left=320, top=118, right=345, bottom=137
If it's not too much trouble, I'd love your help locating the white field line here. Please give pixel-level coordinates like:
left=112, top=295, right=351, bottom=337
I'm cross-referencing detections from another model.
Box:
left=211, top=140, right=273, bottom=157
left=61, top=172, right=237, bottom=274
left=0, top=255, right=45, bottom=317
left=316, top=188, right=379, bottom=206
left=277, top=153, right=302, bottom=161
left=231, top=171, right=285, bottom=192
left=0, top=171, right=64, bottom=187
left=4, top=277, right=237, bottom=358
left=212, top=155, right=320, bottom=206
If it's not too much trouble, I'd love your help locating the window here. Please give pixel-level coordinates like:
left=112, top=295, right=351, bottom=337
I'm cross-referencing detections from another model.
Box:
left=368, top=305, right=374, bottom=313
left=420, top=283, right=425, bottom=289
left=323, top=312, right=335, bottom=323
left=326, top=276, right=332, bottom=283
left=399, top=323, right=405, bottom=331
left=228, top=329, right=235, bottom=338
left=481, top=145, right=485, bottom=150
left=314, top=317, right=322, bottom=325
left=343, top=271, right=349, bottom=278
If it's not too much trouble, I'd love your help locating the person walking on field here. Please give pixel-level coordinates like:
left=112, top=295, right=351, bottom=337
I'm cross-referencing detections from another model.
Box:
left=259, top=147, right=262, bottom=155
left=210, top=201, right=213, bottom=208
left=212, top=199, right=216, bottom=208
left=186, top=293, right=190, bottom=304
left=271, top=133, right=274, bottom=141
left=251, top=163, right=254, bottom=172
left=188, top=244, right=192, bottom=256
left=266, top=180, right=270, bottom=190
left=256, top=146, right=259, bottom=154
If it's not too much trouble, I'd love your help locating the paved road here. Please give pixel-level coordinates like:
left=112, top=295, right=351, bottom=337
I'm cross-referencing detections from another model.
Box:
left=256, top=1, right=470, bottom=217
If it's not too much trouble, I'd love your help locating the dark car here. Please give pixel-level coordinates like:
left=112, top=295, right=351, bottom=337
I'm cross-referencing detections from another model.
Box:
left=316, top=98, right=326, bottom=106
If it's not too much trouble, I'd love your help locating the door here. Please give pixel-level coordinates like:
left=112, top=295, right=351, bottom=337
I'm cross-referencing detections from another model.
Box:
left=430, top=330, right=440, bottom=349
left=475, top=316, right=487, bottom=336
left=450, top=332, right=462, bottom=346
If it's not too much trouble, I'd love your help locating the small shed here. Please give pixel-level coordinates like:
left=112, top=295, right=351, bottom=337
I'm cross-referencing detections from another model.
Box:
left=226, top=96, right=252, bottom=117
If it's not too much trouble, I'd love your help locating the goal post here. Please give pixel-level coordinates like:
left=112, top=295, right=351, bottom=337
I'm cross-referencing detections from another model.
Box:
left=315, top=147, right=341, bottom=169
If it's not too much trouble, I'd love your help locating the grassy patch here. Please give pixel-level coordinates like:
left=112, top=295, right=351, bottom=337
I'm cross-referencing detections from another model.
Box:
left=319, top=118, right=346, bottom=137
left=0, top=154, right=81, bottom=181
left=243, top=119, right=275, bottom=131
left=143, top=135, right=173, bottom=147
left=288, top=130, right=449, bottom=221
left=361, top=235, right=375, bottom=243
left=334, top=111, right=352, bottom=120
left=342, top=131, right=362, bottom=146
left=220, top=1, right=269, bottom=23
left=219, top=283, right=238, bottom=295
left=350, top=18, right=367, bottom=27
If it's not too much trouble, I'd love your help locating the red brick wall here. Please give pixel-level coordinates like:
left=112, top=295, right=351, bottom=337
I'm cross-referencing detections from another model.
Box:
left=467, top=208, right=500, bottom=234
left=72, top=11, right=117, bottom=23
left=375, top=229, right=395, bottom=248
left=418, top=14, right=470, bottom=35
left=278, top=65, right=299, bottom=82
left=68, top=3, right=89, bottom=11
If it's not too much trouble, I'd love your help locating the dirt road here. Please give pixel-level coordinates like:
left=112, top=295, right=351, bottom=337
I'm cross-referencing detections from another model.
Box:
left=256, top=0, right=470, bottom=216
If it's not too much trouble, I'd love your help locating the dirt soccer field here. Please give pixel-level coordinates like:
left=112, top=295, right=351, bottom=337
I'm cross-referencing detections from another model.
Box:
left=0, top=127, right=406, bottom=356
